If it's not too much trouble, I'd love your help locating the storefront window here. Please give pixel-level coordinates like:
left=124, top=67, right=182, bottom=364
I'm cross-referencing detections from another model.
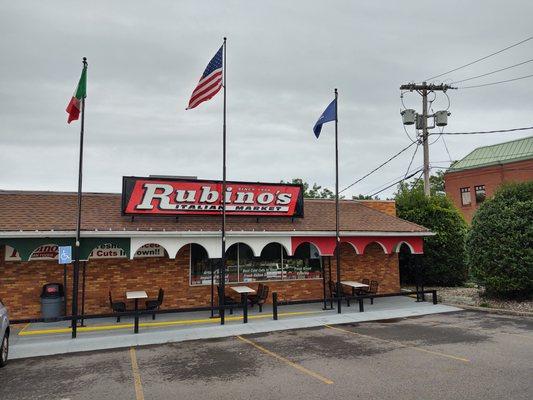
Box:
left=190, top=242, right=322, bottom=285
left=284, top=243, right=322, bottom=280
left=190, top=244, right=211, bottom=285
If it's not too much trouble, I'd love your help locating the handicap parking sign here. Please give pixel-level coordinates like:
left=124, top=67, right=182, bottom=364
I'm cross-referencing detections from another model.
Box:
left=58, top=246, right=72, bottom=264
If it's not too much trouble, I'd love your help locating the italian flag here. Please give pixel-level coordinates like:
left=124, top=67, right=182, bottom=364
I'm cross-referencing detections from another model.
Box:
left=66, top=65, right=87, bottom=124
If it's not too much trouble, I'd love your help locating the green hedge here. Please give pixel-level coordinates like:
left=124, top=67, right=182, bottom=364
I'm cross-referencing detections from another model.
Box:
left=396, top=185, right=468, bottom=286
left=467, top=182, right=533, bottom=299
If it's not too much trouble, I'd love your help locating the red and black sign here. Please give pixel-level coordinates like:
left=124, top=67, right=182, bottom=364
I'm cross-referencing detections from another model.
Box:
left=122, top=177, right=304, bottom=217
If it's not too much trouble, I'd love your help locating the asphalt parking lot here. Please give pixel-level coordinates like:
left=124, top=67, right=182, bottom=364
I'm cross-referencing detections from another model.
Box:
left=1, top=310, right=532, bottom=400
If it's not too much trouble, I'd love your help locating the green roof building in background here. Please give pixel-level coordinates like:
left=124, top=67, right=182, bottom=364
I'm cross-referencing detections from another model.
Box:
left=448, top=136, right=533, bottom=172
left=444, top=135, right=533, bottom=223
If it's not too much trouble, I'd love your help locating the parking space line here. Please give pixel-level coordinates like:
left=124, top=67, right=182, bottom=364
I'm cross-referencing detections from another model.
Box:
left=324, top=325, right=471, bottom=363
left=18, top=322, right=31, bottom=334
left=423, top=321, right=533, bottom=341
left=129, top=347, right=145, bottom=400
left=236, top=335, right=334, bottom=385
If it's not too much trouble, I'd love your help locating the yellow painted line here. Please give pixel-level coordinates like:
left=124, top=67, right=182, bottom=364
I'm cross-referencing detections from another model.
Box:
left=425, top=321, right=533, bottom=341
left=325, top=325, right=470, bottom=363
left=129, top=347, right=145, bottom=400
left=18, top=310, right=321, bottom=336
left=236, top=335, right=333, bottom=385
left=18, top=323, right=31, bottom=334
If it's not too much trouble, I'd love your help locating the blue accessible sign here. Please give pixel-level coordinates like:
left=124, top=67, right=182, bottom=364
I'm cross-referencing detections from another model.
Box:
left=58, top=246, right=72, bottom=264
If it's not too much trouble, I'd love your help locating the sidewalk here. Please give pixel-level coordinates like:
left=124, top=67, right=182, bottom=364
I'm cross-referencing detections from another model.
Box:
left=10, top=297, right=461, bottom=360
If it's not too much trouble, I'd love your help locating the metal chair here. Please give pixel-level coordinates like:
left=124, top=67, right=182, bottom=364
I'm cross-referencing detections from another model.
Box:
left=356, top=278, right=370, bottom=295
left=109, top=291, right=126, bottom=322
left=250, top=285, right=269, bottom=312
left=368, top=280, right=379, bottom=304
left=217, top=285, right=238, bottom=315
left=145, top=288, right=164, bottom=320
left=329, top=280, right=350, bottom=306
left=247, top=283, right=264, bottom=305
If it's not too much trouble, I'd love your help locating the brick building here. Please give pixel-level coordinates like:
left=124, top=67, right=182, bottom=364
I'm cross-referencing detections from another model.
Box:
left=0, top=177, right=431, bottom=320
left=444, top=136, right=533, bottom=223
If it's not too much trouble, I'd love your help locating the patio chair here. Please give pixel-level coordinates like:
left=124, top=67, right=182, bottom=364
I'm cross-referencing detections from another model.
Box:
left=109, top=291, right=126, bottom=322
left=249, top=285, right=269, bottom=312
left=247, top=283, right=264, bottom=305
left=217, top=286, right=238, bottom=315
left=329, top=280, right=350, bottom=306
left=355, top=278, right=370, bottom=295
left=368, top=280, right=379, bottom=304
left=145, top=288, right=164, bottom=320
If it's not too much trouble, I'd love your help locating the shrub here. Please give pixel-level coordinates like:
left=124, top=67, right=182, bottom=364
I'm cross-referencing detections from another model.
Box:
left=396, top=182, right=469, bottom=286
left=467, top=182, right=533, bottom=299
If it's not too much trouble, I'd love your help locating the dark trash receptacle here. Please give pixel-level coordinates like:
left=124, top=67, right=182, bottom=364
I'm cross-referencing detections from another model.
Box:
left=40, top=283, right=65, bottom=320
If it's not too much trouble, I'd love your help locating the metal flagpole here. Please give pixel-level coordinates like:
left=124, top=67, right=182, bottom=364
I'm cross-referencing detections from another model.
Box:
left=219, top=38, right=227, bottom=325
left=72, top=57, right=87, bottom=338
left=210, top=259, right=215, bottom=318
left=80, top=260, right=86, bottom=327
left=334, top=88, right=341, bottom=314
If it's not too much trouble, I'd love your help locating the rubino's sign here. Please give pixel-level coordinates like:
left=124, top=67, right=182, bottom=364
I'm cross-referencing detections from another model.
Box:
left=122, top=177, right=304, bottom=217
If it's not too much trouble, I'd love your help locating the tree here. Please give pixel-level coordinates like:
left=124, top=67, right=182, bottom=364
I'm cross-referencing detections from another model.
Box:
left=282, top=178, right=341, bottom=199
left=399, top=170, right=444, bottom=196
left=395, top=176, right=469, bottom=286
left=430, top=170, right=445, bottom=194
left=467, top=182, right=533, bottom=299
left=352, top=194, right=380, bottom=200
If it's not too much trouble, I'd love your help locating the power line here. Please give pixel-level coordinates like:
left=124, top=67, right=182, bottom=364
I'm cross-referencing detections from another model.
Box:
left=367, top=169, right=422, bottom=197
left=449, top=151, right=533, bottom=163
left=403, top=123, right=417, bottom=143
left=339, top=141, right=417, bottom=194
left=450, top=58, right=533, bottom=84
left=410, top=170, right=425, bottom=190
left=364, top=164, right=423, bottom=196
left=457, top=73, right=533, bottom=89
left=435, top=126, right=533, bottom=135
left=425, top=35, right=533, bottom=81
left=404, top=142, right=420, bottom=179
left=441, top=135, right=453, bottom=163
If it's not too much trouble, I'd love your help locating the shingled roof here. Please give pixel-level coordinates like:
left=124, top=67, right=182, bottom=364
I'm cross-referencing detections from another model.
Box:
left=0, top=190, right=429, bottom=233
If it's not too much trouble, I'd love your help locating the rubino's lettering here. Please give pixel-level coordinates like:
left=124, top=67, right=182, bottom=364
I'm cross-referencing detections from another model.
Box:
left=122, top=177, right=304, bottom=217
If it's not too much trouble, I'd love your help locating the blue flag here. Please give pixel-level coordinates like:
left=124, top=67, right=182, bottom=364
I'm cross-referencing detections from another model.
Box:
left=313, top=98, right=336, bottom=138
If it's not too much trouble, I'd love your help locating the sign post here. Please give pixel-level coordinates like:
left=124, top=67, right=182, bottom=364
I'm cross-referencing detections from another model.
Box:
left=58, top=246, right=72, bottom=265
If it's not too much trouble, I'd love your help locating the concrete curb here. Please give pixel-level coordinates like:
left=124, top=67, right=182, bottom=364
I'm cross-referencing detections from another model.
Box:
left=443, top=303, right=533, bottom=318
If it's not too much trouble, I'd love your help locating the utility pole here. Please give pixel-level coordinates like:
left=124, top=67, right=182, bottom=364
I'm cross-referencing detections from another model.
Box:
left=400, top=82, right=455, bottom=196
left=421, top=83, right=429, bottom=196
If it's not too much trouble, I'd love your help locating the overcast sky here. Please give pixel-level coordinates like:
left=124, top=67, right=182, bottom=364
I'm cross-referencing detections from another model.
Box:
left=1, top=1, right=532, bottom=199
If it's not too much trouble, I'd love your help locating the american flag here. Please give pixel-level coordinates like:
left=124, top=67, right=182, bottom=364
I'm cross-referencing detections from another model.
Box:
left=187, top=46, right=223, bottom=109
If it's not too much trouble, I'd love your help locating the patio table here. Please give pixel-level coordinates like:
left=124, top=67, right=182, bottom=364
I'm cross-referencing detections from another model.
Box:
left=229, top=286, right=256, bottom=294
left=229, top=286, right=256, bottom=323
left=341, top=281, right=369, bottom=296
left=126, top=291, right=148, bottom=334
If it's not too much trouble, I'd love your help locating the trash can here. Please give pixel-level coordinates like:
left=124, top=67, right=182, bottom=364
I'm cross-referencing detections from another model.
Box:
left=40, top=283, right=65, bottom=321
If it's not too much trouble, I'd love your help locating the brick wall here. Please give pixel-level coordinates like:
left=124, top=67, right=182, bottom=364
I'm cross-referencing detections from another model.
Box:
left=0, top=243, right=400, bottom=320
left=356, top=200, right=397, bottom=216
left=444, top=159, right=533, bottom=222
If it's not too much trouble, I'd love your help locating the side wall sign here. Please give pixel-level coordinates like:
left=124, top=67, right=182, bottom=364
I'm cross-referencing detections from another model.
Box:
left=122, top=177, right=304, bottom=217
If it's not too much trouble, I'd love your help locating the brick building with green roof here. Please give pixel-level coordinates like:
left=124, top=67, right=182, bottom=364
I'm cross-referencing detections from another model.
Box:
left=444, top=136, right=533, bottom=222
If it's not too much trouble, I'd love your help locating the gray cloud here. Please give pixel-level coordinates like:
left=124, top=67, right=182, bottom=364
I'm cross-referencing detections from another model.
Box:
left=1, top=0, right=532, bottom=197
